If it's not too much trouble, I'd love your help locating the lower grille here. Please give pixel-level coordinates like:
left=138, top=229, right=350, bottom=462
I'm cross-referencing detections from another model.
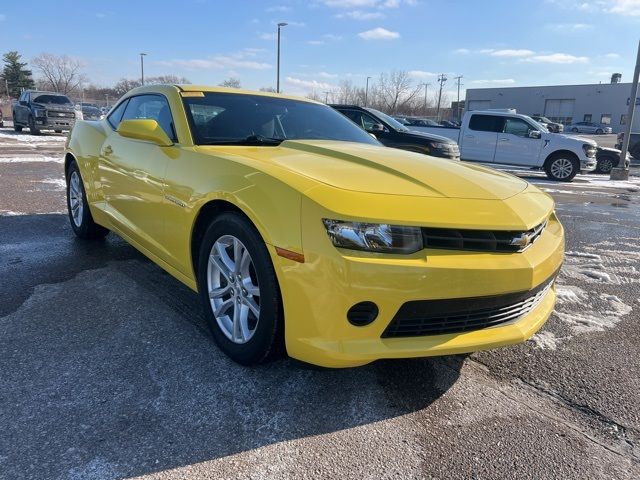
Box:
left=382, top=275, right=555, bottom=338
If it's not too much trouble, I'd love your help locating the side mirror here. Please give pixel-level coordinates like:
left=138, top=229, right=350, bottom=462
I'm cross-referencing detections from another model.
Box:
left=528, top=130, right=542, bottom=139
left=367, top=123, right=385, bottom=133
left=19, top=100, right=28, bottom=106
left=117, top=119, right=173, bottom=146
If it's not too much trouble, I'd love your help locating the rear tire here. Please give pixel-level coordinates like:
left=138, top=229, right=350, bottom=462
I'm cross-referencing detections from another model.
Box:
left=197, top=212, right=283, bottom=365
left=596, top=128, right=604, bottom=135
left=544, top=153, right=580, bottom=182
left=66, top=161, right=109, bottom=239
left=571, top=127, right=578, bottom=133
left=13, top=114, right=22, bottom=132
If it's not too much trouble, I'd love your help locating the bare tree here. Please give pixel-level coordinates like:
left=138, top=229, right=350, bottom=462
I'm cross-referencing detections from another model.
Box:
left=259, top=86, right=276, bottom=92
left=219, top=77, right=241, bottom=88
left=32, top=53, right=86, bottom=95
left=375, top=70, right=420, bottom=114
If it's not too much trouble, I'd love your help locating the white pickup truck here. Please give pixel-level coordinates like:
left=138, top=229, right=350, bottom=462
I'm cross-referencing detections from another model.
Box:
left=412, top=110, right=597, bottom=181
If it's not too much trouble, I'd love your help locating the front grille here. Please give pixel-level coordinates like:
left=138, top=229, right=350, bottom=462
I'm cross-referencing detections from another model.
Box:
left=382, top=275, right=555, bottom=338
left=421, top=220, right=547, bottom=253
left=48, top=110, right=75, bottom=119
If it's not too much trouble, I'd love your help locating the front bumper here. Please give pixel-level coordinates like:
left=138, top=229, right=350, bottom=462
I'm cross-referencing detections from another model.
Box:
left=35, top=115, right=75, bottom=131
left=580, top=157, right=597, bottom=172
left=273, top=197, right=564, bottom=368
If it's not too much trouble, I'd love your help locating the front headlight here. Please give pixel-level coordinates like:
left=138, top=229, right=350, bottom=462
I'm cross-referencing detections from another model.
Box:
left=430, top=142, right=450, bottom=150
left=582, top=144, right=597, bottom=158
left=322, top=219, right=423, bottom=254
left=34, top=108, right=46, bottom=117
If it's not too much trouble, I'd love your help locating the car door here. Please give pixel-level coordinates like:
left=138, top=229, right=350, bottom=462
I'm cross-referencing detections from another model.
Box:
left=98, top=94, right=177, bottom=259
left=460, top=114, right=503, bottom=162
left=494, top=117, right=544, bottom=166
left=15, top=92, right=28, bottom=124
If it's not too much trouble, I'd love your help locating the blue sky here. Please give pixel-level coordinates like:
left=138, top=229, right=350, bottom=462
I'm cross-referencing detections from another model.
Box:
left=0, top=0, right=638, bottom=100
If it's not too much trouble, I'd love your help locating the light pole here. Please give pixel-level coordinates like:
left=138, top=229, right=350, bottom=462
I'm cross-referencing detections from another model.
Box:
left=324, top=91, right=330, bottom=103
left=139, top=52, right=147, bottom=86
left=611, top=39, right=640, bottom=181
left=276, top=22, right=288, bottom=93
left=364, top=76, right=372, bottom=106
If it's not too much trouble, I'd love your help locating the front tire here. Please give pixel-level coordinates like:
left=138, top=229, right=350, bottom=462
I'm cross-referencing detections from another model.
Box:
left=197, top=212, right=283, bottom=365
left=28, top=115, right=40, bottom=135
left=66, top=161, right=109, bottom=239
left=572, top=127, right=579, bottom=133
left=596, top=128, right=604, bottom=135
left=596, top=155, right=616, bottom=174
left=545, top=153, right=580, bottom=182
left=13, top=113, right=22, bottom=132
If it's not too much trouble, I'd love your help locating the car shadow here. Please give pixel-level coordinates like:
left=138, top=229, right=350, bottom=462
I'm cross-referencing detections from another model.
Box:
left=0, top=214, right=465, bottom=479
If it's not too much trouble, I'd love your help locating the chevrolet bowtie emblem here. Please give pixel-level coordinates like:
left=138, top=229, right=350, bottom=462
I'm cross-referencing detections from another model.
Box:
left=510, top=233, right=533, bottom=248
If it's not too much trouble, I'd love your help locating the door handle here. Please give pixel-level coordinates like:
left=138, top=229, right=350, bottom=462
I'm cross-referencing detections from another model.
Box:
left=464, top=135, right=474, bottom=139
left=499, top=138, right=509, bottom=142
left=102, top=145, right=113, bottom=155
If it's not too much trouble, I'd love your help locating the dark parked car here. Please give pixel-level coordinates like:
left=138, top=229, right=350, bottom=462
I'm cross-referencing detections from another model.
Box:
left=616, top=132, right=640, bottom=159
left=595, top=147, right=630, bottom=174
left=330, top=105, right=460, bottom=160
left=0, top=109, right=3, bottom=128
left=12, top=90, right=76, bottom=134
left=80, top=104, right=102, bottom=120
left=530, top=116, right=564, bottom=133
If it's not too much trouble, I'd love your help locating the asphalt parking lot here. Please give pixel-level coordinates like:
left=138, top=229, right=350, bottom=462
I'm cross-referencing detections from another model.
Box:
left=0, top=127, right=639, bottom=479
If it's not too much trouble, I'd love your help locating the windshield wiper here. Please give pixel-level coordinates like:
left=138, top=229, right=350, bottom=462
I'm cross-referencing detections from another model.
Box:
left=202, top=134, right=284, bottom=146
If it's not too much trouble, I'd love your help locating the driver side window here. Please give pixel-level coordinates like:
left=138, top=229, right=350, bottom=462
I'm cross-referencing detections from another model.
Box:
left=121, top=94, right=177, bottom=142
left=503, top=118, right=533, bottom=138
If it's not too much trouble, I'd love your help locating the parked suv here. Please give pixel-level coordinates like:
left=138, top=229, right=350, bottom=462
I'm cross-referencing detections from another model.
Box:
left=12, top=90, right=76, bottom=134
left=331, top=104, right=460, bottom=160
left=616, top=132, right=640, bottom=159
left=530, top=116, right=564, bottom=133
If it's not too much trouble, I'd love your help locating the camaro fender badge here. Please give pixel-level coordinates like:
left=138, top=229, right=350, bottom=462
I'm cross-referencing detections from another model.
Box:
left=164, top=195, right=187, bottom=208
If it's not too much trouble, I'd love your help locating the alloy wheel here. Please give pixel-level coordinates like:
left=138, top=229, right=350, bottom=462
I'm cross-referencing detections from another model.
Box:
left=207, top=235, right=261, bottom=344
left=69, top=171, right=84, bottom=227
left=599, top=157, right=613, bottom=173
left=550, top=158, right=574, bottom=180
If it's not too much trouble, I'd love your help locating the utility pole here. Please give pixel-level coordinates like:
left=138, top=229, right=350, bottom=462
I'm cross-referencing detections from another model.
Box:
left=276, top=22, right=288, bottom=93
left=364, top=76, right=372, bottom=106
left=324, top=91, right=330, bottom=104
left=611, top=40, right=640, bottom=181
left=5, top=78, right=9, bottom=99
left=436, top=74, right=447, bottom=121
left=454, top=75, right=463, bottom=122
left=105, top=94, right=109, bottom=108
left=139, top=52, right=147, bottom=86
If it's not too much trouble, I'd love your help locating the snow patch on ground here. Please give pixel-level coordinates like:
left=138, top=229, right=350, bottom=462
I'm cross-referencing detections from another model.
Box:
left=531, top=331, right=560, bottom=350
left=35, top=178, right=66, bottom=190
left=0, top=210, right=22, bottom=216
left=555, top=293, right=632, bottom=334
left=0, top=131, right=67, bottom=142
left=556, top=285, right=587, bottom=304
left=0, top=156, right=63, bottom=164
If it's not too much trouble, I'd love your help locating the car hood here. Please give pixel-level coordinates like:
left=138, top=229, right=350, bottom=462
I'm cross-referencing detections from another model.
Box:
left=397, top=129, right=456, bottom=144
left=199, top=140, right=528, bottom=200
left=544, top=132, right=597, bottom=146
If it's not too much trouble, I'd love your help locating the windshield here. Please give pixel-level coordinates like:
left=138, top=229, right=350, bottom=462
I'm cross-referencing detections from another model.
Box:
left=182, top=92, right=380, bottom=146
left=365, top=107, right=409, bottom=132
left=537, top=116, right=553, bottom=123
left=32, top=94, right=72, bottom=105
left=526, top=117, right=549, bottom=133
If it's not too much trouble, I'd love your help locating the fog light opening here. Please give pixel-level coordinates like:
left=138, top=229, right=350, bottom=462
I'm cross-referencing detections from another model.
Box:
left=347, top=301, right=379, bottom=326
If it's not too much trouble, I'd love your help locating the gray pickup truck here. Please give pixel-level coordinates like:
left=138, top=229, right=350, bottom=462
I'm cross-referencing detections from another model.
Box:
left=12, top=90, right=76, bottom=134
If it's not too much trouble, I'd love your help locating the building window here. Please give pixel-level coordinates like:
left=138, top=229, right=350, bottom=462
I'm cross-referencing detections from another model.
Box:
left=621, top=114, right=628, bottom=125
left=583, top=114, right=592, bottom=122
left=601, top=114, right=612, bottom=125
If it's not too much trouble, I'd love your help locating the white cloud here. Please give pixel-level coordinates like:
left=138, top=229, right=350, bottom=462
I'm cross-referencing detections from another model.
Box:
left=408, top=70, right=437, bottom=79
left=454, top=48, right=471, bottom=54
left=608, top=0, right=640, bottom=16
left=487, top=49, right=535, bottom=58
left=322, top=0, right=378, bottom=7
left=285, top=76, right=333, bottom=89
left=604, top=53, right=621, bottom=59
left=337, top=10, right=385, bottom=19
left=307, top=40, right=325, bottom=45
left=259, top=32, right=277, bottom=40
left=547, top=23, right=592, bottom=31
left=525, top=53, right=589, bottom=64
left=307, top=33, right=342, bottom=45
left=358, top=27, right=400, bottom=40
left=266, top=5, right=291, bottom=12
left=471, top=79, right=516, bottom=85
left=156, top=51, right=272, bottom=71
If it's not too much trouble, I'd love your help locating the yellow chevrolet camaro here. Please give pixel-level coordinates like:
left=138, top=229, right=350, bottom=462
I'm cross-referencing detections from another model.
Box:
left=65, top=85, right=564, bottom=368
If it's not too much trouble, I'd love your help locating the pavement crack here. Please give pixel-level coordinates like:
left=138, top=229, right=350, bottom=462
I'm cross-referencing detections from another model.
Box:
left=466, top=358, right=639, bottom=463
